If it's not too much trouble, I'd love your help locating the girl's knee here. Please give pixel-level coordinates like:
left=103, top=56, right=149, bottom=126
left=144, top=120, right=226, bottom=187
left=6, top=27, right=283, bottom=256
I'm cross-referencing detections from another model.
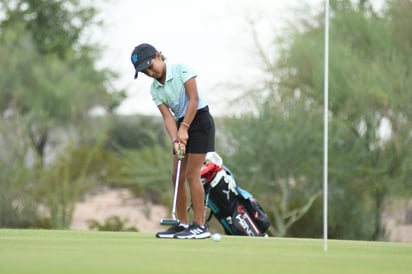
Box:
left=186, top=171, right=200, bottom=183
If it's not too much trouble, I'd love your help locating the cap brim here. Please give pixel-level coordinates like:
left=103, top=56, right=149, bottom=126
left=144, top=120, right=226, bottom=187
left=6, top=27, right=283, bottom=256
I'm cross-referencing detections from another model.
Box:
left=133, top=58, right=152, bottom=79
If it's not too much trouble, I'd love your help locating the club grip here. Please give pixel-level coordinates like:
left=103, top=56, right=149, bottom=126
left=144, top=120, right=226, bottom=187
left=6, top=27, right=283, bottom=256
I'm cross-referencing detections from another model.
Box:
left=178, top=148, right=184, bottom=160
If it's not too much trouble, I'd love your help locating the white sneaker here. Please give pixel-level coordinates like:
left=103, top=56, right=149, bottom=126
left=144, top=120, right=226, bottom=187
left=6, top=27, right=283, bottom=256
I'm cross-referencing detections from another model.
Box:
left=173, top=222, right=211, bottom=239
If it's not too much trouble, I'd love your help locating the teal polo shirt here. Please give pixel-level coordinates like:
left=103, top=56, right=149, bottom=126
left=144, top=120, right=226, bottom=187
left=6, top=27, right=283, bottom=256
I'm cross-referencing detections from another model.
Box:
left=150, top=63, right=208, bottom=120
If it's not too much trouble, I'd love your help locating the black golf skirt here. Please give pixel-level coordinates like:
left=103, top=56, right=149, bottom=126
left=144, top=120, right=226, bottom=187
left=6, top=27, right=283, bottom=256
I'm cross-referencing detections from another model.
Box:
left=177, top=106, right=215, bottom=154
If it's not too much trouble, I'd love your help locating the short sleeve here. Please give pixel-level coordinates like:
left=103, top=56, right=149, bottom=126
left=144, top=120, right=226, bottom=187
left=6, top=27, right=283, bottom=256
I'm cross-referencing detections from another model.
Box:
left=179, top=64, right=197, bottom=83
left=150, top=82, right=162, bottom=106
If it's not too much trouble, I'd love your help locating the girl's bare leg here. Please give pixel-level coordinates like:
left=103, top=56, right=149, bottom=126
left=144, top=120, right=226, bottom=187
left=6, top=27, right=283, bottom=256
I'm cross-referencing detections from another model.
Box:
left=185, top=153, right=206, bottom=225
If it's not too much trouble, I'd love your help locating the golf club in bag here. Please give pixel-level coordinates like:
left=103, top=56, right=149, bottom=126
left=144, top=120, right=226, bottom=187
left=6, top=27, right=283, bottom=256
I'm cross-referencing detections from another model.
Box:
left=160, top=148, right=184, bottom=226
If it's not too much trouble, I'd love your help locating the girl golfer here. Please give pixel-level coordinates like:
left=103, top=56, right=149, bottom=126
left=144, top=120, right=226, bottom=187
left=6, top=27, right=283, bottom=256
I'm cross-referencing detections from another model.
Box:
left=131, top=43, right=215, bottom=239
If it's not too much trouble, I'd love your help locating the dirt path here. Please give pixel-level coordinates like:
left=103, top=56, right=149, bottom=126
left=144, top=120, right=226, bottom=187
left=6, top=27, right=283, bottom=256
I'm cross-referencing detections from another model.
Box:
left=71, top=188, right=167, bottom=233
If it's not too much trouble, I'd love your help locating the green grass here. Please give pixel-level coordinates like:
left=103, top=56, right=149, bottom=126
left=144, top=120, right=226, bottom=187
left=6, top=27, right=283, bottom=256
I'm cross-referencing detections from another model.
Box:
left=1, top=229, right=411, bottom=274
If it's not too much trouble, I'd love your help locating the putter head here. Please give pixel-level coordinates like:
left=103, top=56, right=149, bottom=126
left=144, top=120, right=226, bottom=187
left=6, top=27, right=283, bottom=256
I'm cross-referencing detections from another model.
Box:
left=160, top=219, right=179, bottom=226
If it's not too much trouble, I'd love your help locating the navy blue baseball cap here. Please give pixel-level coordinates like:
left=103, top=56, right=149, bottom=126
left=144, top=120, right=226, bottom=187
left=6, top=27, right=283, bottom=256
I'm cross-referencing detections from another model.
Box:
left=131, top=43, right=157, bottom=79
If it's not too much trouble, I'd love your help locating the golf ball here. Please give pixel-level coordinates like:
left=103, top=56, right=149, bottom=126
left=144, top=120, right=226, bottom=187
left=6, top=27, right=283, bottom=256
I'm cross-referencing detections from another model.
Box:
left=212, top=233, right=221, bottom=242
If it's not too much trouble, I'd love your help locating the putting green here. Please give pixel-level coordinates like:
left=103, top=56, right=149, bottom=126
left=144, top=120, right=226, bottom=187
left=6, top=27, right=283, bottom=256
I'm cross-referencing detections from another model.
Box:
left=1, top=229, right=411, bottom=274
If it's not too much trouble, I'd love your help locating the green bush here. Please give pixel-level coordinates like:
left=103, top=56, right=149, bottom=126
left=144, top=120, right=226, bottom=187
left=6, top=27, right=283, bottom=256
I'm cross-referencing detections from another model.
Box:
left=87, top=215, right=138, bottom=232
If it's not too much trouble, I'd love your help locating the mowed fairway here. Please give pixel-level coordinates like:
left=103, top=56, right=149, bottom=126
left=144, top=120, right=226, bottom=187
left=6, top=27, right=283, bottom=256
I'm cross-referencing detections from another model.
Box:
left=1, top=229, right=411, bottom=274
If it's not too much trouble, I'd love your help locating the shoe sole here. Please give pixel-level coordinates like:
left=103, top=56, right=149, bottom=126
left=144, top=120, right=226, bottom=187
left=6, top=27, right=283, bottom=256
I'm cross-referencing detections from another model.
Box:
left=155, top=227, right=186, bottom=238
left=156, top=234, right=175, bottom=238
left=174, top=232, right=211, bottom=239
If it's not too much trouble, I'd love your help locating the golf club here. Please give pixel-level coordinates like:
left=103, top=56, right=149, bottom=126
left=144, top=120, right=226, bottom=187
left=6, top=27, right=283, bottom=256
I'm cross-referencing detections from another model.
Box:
left=160, top=148, right=184, bottom=226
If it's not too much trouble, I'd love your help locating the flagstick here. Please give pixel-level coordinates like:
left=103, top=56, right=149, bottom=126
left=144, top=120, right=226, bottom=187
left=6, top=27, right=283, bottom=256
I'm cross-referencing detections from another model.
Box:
left=323, top=0, right=330, bottom=252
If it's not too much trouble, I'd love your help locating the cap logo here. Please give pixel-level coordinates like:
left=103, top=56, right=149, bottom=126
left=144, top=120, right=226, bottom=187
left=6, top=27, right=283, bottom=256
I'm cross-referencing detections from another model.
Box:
left=132, top=53, right=138, bottom=65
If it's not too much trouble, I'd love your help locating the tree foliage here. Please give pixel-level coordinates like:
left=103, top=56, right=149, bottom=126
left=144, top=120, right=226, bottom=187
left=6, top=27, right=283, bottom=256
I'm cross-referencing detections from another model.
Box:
left=0, top=0, right=125, bottom=228
left=283, top=0, right=412, bottom=240
left=0, top=0, right=125, bottom=160
left=223, top=0, right=412, bottom=240
left=106, top=115, right=168, bottom=150
left=0, top=0, right=98, bottom=59
left=0, top=117, right=39, bottom=227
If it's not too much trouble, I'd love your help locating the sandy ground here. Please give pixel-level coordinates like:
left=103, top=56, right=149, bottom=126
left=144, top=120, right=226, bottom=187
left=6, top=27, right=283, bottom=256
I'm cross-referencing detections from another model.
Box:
left=386, top=224, right=412, bottom=242
left=71, top=188, right=167, bottom=233
left=383, top=199, right=412, bottom=243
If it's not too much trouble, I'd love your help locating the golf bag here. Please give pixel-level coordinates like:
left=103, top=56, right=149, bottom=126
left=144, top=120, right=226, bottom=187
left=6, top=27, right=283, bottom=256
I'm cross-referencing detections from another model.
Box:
left=201, top=153, right=270, bottom=236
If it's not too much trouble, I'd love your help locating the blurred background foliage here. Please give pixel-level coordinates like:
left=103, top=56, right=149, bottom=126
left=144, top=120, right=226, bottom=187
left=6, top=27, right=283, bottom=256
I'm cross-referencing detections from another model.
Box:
left=0, top=0, right=411, bottom=241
